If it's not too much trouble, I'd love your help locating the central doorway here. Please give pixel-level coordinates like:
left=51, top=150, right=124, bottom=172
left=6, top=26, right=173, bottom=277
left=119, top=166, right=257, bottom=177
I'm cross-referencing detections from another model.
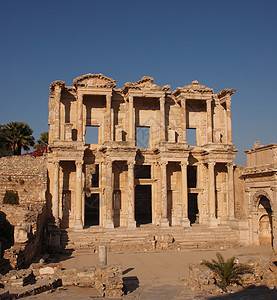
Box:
left=135, top=185, right=152, bottom=225
left=188, top=193, right=199, bottom=224
left=85, top=193, right=99, bottom=226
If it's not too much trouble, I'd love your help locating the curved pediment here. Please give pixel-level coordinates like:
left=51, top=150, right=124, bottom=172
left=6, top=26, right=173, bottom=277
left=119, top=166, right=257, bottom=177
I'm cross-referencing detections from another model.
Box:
left=50, top=80, right=65, bottom=91
left=122, top=76, right=170, bottom=93
left=174, top=80, right=214, bottom=96
left=73, top=73, right=116, bottom=88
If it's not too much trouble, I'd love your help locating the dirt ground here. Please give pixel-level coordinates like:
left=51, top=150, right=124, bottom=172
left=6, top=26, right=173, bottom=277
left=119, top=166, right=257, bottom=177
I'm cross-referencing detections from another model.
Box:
left=27, top=245, right=276, bottom=299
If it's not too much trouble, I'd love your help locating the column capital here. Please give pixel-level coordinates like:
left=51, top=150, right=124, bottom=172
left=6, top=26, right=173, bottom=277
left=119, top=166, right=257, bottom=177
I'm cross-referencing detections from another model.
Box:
left=129, top=95, right=134, bottom=102
left=208, top=161, right=216, bottom=167
left=75, top=161, right=83, bottom=168
left=160, top=161, right=168, bottom=167
left=180, top=161, right=188, bottom=167
left=53, top=161, right=60, bottom=168
left=127, top=160, right=135, bottom=167
left=104, top=160, right=113, bottom=168
left=227, top=162, right=234, bottom=168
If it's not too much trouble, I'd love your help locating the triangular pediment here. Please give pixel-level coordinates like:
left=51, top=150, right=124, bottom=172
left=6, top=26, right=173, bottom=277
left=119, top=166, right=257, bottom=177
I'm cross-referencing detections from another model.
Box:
left=122, top=76, right=170, bottom=93
left=73, top=73, right=116, bottom=88
left=174, top=80, right=213, bottom=96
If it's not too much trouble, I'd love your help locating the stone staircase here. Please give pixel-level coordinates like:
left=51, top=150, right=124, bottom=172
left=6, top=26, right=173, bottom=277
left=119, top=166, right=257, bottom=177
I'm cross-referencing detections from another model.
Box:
left=60, top=224, right=240, bottom=255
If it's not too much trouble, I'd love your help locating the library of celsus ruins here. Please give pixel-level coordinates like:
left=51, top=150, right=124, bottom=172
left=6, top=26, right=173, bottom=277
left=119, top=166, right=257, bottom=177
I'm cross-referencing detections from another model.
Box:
left=47, top=74, right=238, bottom=231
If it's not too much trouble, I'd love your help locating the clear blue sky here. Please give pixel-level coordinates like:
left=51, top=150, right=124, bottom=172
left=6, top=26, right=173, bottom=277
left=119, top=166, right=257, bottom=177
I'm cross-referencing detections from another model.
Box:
left=1, top=0, right=276, bottom=165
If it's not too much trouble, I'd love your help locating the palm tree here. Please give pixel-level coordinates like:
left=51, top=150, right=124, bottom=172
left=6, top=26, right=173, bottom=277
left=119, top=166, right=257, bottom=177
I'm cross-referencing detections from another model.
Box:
left=34, top=131, right=48, bottom=149
left=201, top=253, right=252, bottom=292
left=0, top=122, right=35, bottom=155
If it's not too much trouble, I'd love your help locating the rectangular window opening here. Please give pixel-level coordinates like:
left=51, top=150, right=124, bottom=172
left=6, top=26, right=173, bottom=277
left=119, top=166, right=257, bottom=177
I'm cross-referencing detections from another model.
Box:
left=187, top=166, right=197, bottom=188
left=136, top=126, right=150, bottom=148
left=85, top=126, right=99, bottom=144
left=187, top=128, right=196, bottom=146
left=135, top=165, right=151, bottom=179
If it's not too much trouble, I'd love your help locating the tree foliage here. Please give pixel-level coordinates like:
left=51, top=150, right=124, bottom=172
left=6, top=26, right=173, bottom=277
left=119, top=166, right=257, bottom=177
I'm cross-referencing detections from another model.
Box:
left=0, top=122, right=35, bottom=155
left=34, top=131, right=48, bottom=149
left=201, top=253, right=252, bottom=291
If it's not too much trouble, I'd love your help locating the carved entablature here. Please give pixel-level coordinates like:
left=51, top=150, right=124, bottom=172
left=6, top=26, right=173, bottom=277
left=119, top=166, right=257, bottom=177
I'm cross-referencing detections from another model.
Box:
left=216, top=89, right=237, bottom=99
left=73, top=73, right=117, bottom=88
left=122, top=76, right=170, bottom=94
left=173, top=80, right=214, bottom=97
left=50, top=80, right=65, bottom=91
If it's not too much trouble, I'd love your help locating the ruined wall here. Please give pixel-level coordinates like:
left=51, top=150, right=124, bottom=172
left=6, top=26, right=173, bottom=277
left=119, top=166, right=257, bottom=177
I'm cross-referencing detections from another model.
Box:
left=0, top=155, right=48, bottom=269
left=0, top=156, right=47, bottom=206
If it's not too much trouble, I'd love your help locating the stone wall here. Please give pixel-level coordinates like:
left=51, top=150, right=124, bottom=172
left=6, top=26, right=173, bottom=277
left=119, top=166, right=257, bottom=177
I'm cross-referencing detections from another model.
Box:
left=0, top=155, right=48, bottom=271
left=0, top=156, right=47, bottom=206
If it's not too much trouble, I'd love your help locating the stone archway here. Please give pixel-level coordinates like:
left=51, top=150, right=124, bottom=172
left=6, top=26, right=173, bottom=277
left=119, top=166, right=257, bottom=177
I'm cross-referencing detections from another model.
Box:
left=257, top=196, right=273, bottom=246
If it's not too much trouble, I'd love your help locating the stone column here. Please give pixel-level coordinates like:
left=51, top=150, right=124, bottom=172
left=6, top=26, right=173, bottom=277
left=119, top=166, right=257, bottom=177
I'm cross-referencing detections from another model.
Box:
left=77, top=92, right=83, bottom=141
left=160, top=95, right=166, bottom=141
left=160, top=161, right=169, bottom=227
left=105, top=161, right=114, bottom=228
left=208, top=161, right=218, bottom=226
left=54, top=86, right=62, bottom=140
left=75, top=161, right=83, bottom=230
left=226, top=98, right=232, bottom=143
left=106, top=94, right=112, bottom=141
left=181, top=161, right=190, bottom=228
left=52, top=161, right=60, bottom=226
left=181, top=97, right=187, bottom=143
left=227, top=163, right=235, bottom=219
left=127, top=161, right=136, bottom=229
left=206, top=99, right=213, bottom=143
left=128, top=95, right=135, bottom=143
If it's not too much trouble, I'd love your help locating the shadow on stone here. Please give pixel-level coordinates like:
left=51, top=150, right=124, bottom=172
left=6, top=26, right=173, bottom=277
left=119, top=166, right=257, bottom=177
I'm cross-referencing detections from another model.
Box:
left=209, top=285, right=277, bottom=299
left=123, top=276, right=139, bottom=295
left=123, top=267, right=134, bottom=275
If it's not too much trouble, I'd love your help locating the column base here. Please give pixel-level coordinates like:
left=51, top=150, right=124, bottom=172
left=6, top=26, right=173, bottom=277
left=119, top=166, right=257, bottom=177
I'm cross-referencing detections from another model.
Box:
left=182, top=218, right=191, bottom=229
left=209, top=217, right=218, bottom=228
left=160, top=218, right=170, bottom=228
left=105, top=220, right=114, bottom=229
left=74, top=219, right=83, bottom=230
left=127, top=219, right=137, bottom=230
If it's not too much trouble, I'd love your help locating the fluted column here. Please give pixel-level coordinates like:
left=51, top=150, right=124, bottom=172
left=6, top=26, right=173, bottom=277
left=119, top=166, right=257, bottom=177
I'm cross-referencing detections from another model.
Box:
left=105, top=161, right=114, bottom=228
left=226, top=98, right=232, bottom=143
left=227, top=163, right=235, bottom=219
left=181, top=97, right=187, bottom=143
left=77, top=92, right=83, bottom=141
left=52, top=161, right=60, bottom=226
left=206, top=99, right=213, bottom=143
left=54, top=86, right=62, bottom=140
left=127, top=161, right=136, bottom=229
left=208, top=161, right=218, bottom=226
left=74, top=161, right=83, bottom=230
left=181, top=161, right=190, bottom=228
left=106, top=94, right=112, bottom=141
left=128, top=95, right=135, bottom=143
left=160, top=95, right=166, bottom=141
left=160, top=161, right=169, bottom=227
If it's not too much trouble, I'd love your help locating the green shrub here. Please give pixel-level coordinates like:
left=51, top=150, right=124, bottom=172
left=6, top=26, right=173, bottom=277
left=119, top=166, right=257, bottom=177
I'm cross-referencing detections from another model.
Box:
left=3, top=190, right=19, bottom=205
left=201, top=253, right=252, bottom=292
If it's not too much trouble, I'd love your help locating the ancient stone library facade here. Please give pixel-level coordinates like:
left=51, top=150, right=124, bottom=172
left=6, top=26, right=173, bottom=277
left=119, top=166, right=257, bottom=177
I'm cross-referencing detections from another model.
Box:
left=48, top=73, right=238, bottom=231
